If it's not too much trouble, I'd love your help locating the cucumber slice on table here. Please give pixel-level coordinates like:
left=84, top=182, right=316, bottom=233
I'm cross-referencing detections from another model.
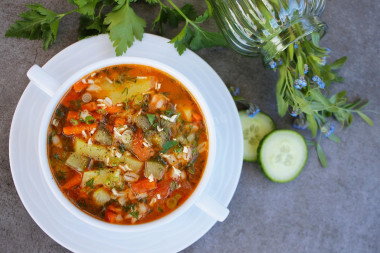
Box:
left=259, top=130, right=308, bottom=183
left=239, top=111, right=276, bottom=162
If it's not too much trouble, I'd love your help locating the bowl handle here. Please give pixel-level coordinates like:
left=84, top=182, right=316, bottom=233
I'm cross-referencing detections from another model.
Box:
left=27, top=65, right=61, bottom=97
left=195, top=193, right=229, bottom=222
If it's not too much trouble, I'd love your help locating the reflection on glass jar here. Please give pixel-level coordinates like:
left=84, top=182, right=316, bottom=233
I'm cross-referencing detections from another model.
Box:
left=209, top=0, right=327, bottom=62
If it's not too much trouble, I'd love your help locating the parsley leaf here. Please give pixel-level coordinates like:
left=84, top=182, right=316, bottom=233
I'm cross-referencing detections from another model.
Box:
left=153, top=3, right=196, bottom=34
left=5, top=4, right=61, bottom=50
left=166, top=0, right=227, bottom=55
left=85, top=177, right=95, bottom=188
left=69, top=0, right=102, bottom=18
left=129, top=210, right=139, bottom=219
left=145, top=0, right=160, bottom=4
left=78, top=15, right=107, bottom=40
left=162, top=140, right=178, bottom=153
left=147, top=113, right=155, bottom=125
left=104, top=1, right=146, bottom=56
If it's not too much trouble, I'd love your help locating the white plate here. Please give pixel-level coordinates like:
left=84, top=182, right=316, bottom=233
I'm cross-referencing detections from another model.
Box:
left=9, top=34, right=243, bottom=253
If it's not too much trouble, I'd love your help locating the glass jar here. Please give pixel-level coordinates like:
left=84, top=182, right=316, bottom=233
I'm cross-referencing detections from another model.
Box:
left=209, top=0, right=327, bottom=62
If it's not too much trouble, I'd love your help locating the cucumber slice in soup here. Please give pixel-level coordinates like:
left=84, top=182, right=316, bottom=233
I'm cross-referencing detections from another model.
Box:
left=259, top=130, right=308, bottom=183
left=239, top=111, right=276, bottom=162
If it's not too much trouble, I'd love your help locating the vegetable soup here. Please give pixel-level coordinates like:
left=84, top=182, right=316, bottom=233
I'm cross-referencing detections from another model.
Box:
left=47, top=64, right=208, bottom=225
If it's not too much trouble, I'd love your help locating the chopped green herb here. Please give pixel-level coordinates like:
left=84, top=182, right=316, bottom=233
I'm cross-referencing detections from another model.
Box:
left=188, top=167, right=195, bottom=175
left=119, top=143, right=126, bottom=153
left=170, top=181, right=178, bottom=191
left=147, top=113, right=155, bottom=125
left=162, top=140, right=178, bottom=153
left=158, top=206, right=164, bottom=213
left=122, top=87, right=128, bottom=95
left=129, top=210, right=139, bottom=219
left=187, top=151, right=199, bottom=167
left=85, top=116, right=95, bottom=124
left=114, top=181, right=126, bottom=191
left=123, top=203, right=136, bottom=212
left=55, top=108, right=65, bottom=118
left=77, top=199, right=87, bottom=208
left=53, top=153, right=60, bottom=160
left=164, top=109, right=175, bottom=117
left=70, top=118, right=78, bottom=126
left=97, top=109, right=107, bottom=115
left=52, top=130, right=56, bottom=136
left=56, top=170, right=66, bottom=180
left=85, top=178, right=95, bottom=188
left=173, top=143, right=183, bottom=153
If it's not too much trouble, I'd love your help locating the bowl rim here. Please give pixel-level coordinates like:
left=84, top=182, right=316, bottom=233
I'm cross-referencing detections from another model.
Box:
left=37, top=56, right=217, bottom=232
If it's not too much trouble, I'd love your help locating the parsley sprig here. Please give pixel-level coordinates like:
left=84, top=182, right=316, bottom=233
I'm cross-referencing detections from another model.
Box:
left=6, top=0, right=227, bottom=56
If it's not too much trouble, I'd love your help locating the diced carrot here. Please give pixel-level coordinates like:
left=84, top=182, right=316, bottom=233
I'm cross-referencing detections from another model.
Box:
left=105, top=210, right=117, bottom=223
left=131, top=129, right=154, bottom=161
left=78, top=191, right=88, bottom=199
left=150, top=180, right=171, bottom=198
left=92, top=113, right=104, bottom=121
left=192, top=112, right=202, bottom=122
left=63, top=123, right=97, bottom=135
left=62, top=173, right=82, bottom=190
left=67, top=111, right=80, bottom=121
left=81, top=102, right=97, bottom=112
left=114, top=117, right=126, bottom=126
left=105, top=124, right=114, bottom=134
left=106, top=105, right=123, bottom=114
left=73, top=81, right=88, bottom=93
left=131, top=179, right=157, bottom=194
left=107, top=205, right=122, bottom=213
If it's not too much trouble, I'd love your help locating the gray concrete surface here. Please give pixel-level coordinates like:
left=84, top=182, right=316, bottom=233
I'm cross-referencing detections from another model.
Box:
left=1, top=0, right=379, bottom=252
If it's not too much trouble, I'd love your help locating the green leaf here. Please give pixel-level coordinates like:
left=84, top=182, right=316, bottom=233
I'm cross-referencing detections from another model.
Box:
left=85, top=177, right=95, bottom=188
left=329, top=90, right=347, bottom=104
left=147, top=113, right=155, bottom=125
left=162, top=140, right=178, bottom=153
left=194, top=6, right=211, bottom=23
left=306, top=113, right=318, bottom=137
left=5, top=3, right=61, bottom=50
left=357, top=101, right=370, bottom=110
left=316, top=143, right=327, bottom=168
left=153, top=4, right=196, bottom=33
left=311, top=32, right=320, bottom=46
left=276, top=66, right=288, bottom=117
left=78, top=15, right=107, bottom=39
left=327, top=133, right=341, bottom=143
left=296, top=53, right=304, bottom=76
left=104, top=2, right=146, bottom=56
left=305, top=139, right=315, bottom=146
left=357, top=111, right=374, bottom=126
left=189, top=26, right=227, bottom=51
left=169, top=23, right=193, bottom=55
left=70, top=0, right=101, bottom=18
left=329, top=56, right=347, bottom=70
left=288, top=44, right=294, bottom=61
left=129, top=210, right=139, bottom=219
left=180, top=4, right=197, bottom=20
left=309, top=89, right=337, bottom=112
left=347, top=113, right=354, bottom=127
left=145, top=0, right=160, bottom=4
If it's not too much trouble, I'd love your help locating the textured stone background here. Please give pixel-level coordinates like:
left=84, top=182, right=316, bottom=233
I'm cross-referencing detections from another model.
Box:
left=1, top=0, right=379, bottom=252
